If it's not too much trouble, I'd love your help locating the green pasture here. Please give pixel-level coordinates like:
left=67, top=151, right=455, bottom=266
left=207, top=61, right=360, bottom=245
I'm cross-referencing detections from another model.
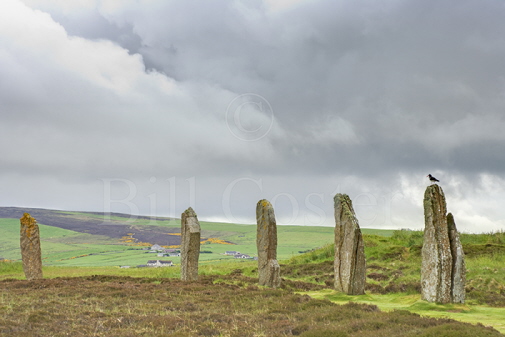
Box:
left=0, top=218, right=108, bottom=261
left=303, top=290, right=505, bottom=334
left=0, top=259, right=257, bottom=280
left=0, top=219, right=23, bottom=260
left=1, top=216, right=354, bottom=266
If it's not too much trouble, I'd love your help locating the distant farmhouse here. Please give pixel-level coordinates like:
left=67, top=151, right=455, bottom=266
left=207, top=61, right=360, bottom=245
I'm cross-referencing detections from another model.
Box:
left=150, top=244, right=164, bottom=252
left=146, top=260, right=173, bottom=267
left=234, top=254, right=252, bottom=259
left=224, top=251, right=253, bottom=259
left=148, top=245, right=181, bottom=257
left=224, top=251, right=240, bottom=256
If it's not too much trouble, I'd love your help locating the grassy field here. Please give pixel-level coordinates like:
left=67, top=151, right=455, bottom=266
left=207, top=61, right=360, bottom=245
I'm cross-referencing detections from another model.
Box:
left=1, top=214, right=343, bottom=266
left=0, top=214, right=389, bottom=267
left=1, top=218, right=334, bottom=266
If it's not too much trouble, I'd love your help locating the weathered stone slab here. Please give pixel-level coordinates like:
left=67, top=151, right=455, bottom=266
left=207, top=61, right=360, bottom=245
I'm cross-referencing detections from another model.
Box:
left=447, top=213, right=466, bottom=303
left=334, top=194, right=366, bottom=295
left=20, top=213, right=43, bottom=280
left=421, top=184, right=453, bottom=303
left=180, top=207, right=200, bottom=281
left=256, top=199, right=281, bottom=288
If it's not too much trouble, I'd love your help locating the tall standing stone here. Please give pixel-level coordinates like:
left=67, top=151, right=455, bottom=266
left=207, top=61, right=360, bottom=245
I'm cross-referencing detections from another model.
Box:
left=180, top=207, right=200, bottom=281
left=447, top=213, right=466, bottom=303
left=421, top=184, right=454, bottom=303
left=20, top=213, right=43, bottom=280
left=256, top=199, right=281, bottom=288
left=334, top=194, right=366, bottom=295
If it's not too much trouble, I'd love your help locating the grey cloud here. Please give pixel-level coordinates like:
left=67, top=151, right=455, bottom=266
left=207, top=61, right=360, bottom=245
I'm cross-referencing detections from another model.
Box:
left=2, top=0, right=505, bottom=232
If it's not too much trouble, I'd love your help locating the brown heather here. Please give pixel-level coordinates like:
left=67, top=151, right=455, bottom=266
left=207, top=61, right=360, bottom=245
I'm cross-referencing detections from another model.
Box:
left=0, top=274, right=502, bottom=337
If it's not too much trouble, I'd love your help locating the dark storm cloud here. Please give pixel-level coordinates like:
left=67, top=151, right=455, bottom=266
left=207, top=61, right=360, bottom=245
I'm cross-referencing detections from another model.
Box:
left=91, top=0, right=505, bottom=177
left=1, top=0, right=505, bottom=231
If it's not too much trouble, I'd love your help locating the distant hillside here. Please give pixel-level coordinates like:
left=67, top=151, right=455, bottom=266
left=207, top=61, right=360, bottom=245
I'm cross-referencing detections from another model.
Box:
left=0, top=207, right=396, bottom=246
left=0, top=207, right=394, bottom=266
left=0, top=207, right=181, bottom=246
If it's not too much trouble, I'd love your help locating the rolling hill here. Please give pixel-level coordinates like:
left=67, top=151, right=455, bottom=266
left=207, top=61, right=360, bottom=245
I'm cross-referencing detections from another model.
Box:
left=0, top=207, right=343, bottom=266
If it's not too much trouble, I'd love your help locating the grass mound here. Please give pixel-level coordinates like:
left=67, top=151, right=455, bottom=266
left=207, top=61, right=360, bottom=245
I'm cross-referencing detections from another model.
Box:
left=282, top=230, right=505, bottom=307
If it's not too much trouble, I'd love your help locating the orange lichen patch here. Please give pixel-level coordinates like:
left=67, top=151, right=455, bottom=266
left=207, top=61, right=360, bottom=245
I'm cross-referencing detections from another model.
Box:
left=20, top=213, right=38, bottom=239
left=200, top=238, right=235, bottom=245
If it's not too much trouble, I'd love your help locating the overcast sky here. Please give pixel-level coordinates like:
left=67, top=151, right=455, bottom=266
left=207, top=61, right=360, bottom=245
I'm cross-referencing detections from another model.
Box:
left=1, top=0, right=505, bottom=232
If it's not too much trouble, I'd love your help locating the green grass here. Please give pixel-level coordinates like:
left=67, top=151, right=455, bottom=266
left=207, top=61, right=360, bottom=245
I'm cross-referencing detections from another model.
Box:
left=304, top=290, right=505, bottom=334
left=0, top=219, right=23, bottom=260
left=0, top=218, right=342, bottom=266
left=1, top=211, right=397, bottom=267
left=460, top=231, right=505, bottom=245
left=0, top=259, right=258, bottom=280
left=280, top=229, right=505, bottom=334
left=1, top=217, right=344, bottom=266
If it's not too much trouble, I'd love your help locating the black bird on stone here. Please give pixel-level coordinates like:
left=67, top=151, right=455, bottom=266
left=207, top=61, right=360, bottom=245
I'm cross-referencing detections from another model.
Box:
left=427, top=174, right=440, bottom=184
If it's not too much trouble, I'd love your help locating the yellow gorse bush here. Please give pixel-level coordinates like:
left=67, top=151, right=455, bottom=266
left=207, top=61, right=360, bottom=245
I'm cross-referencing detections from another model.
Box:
left=200, top=238, right=235, bottom=245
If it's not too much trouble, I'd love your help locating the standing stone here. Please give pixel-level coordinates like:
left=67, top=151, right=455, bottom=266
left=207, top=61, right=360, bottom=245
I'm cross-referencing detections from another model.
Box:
left=421, top=184, right=453, bottom=303
left=447, top=213, right=466, bottom=303
left=20, top=213, right=43, bottom=280
left=256, top=199, right=281, bottom=288
left=334, top=194, right=366, bottom=295
left=180, top=207, right=200, bottom=281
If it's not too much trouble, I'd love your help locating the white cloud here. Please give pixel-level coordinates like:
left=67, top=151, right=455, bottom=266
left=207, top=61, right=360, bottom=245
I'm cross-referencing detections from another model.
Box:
left=20, top=0, right=97, bottom=13
left=0, top=0, right=281, bottom=181
left=397, top=172, right=505, bottom=233
left=1, top=1, right=176, bottom=96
